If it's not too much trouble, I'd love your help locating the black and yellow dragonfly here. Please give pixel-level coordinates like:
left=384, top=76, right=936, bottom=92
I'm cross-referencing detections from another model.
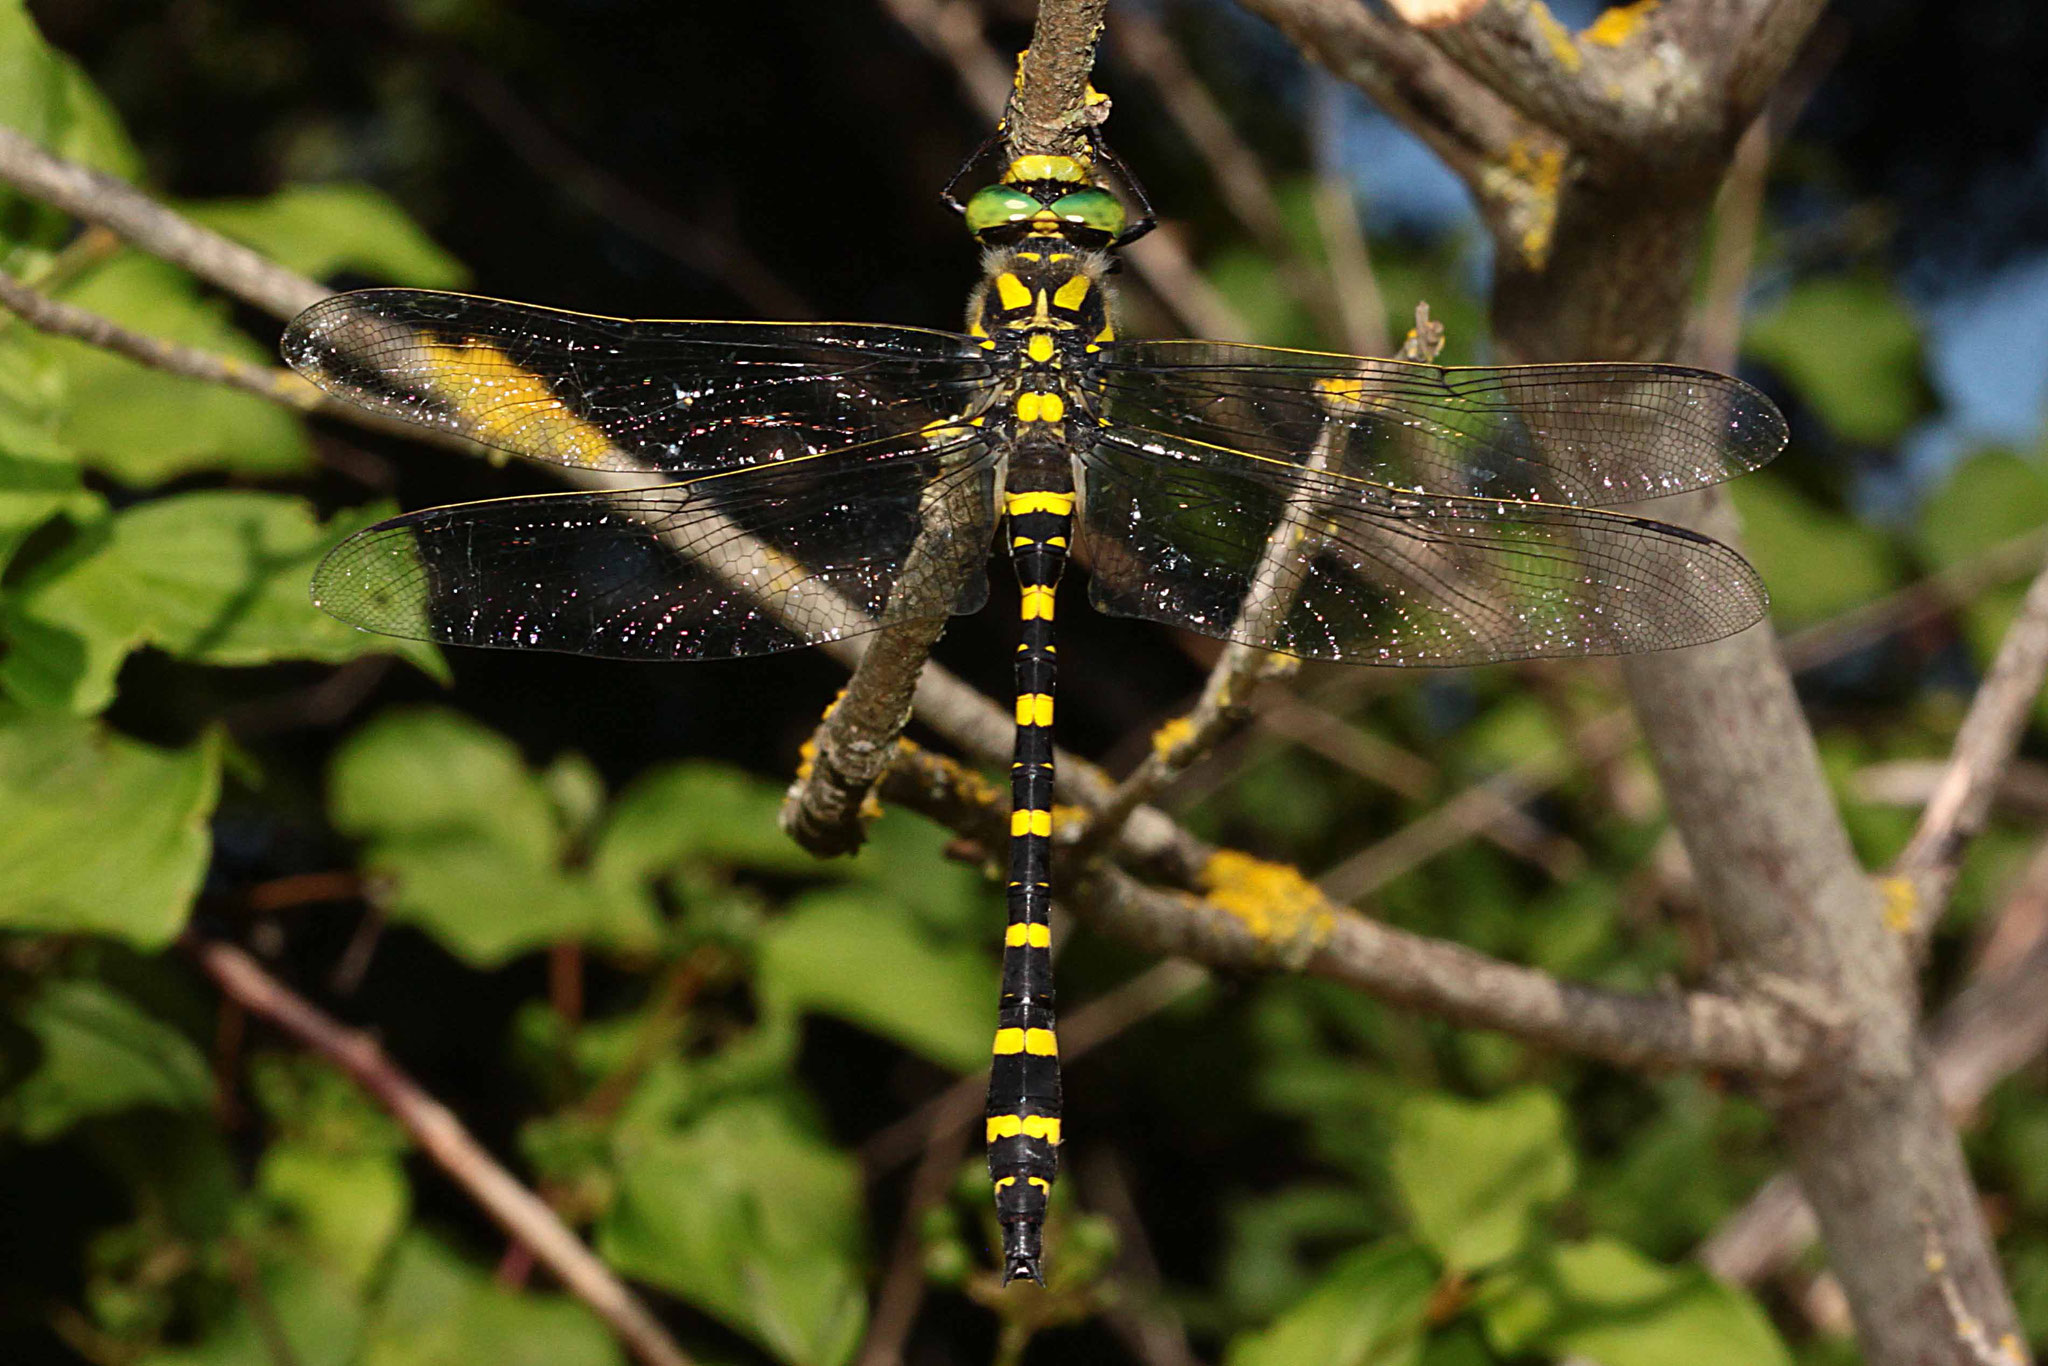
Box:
left=282, top=144, right=1783, bottom=1286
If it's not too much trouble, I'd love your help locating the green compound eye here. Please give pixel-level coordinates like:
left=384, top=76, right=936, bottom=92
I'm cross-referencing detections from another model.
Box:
left=963, top=184, right=1041, bottom=236
left=1047, top=187, right=1126, bottom=238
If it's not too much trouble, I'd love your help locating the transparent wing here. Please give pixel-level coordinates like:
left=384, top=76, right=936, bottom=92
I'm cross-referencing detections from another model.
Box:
left=1076, top=431, right=1767, bottom=666
left=313, top=432, right=999, bottom=661
left=283, top=289, right=997, bottom=475
left=1087, top=341, right=1785, bottom=505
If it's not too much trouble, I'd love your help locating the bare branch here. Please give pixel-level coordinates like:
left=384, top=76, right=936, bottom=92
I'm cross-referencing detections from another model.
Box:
left=861, top=959, right=1210, bottom=1175
left=0, top=125, right=323, bottom=320
left=1113, top=8, right=1354, bottom=344
left=1706, top=858, right=2048, bottom=1287
left=854, top=1090, right=978, bottom=1366
left=188, top=937, right=694, bottom=1366
left=880, top=743, right=1815, bottom=1078
left=1009, top=0, right=1112, bottom=158
left=1235, top=0, right=1528, bottom=185
left=444, top=59, right=812, bottom=320
left=0, top=265, right=485, bottom=459
left=1893, top=551, right=2048, bottom=944
left=0, top=265, right=325, bottom=410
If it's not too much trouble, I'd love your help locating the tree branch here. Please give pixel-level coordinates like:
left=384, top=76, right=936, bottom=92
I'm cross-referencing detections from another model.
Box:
left=1008, top=0, right=1112, bottom=159
left=878, top=742, right=1815, bottom=1077
left=1892, top=551, right=2048, bottom=946
left=0, top=124, right=323, bottom=320
left=187, top=937, right=694, bottom=1366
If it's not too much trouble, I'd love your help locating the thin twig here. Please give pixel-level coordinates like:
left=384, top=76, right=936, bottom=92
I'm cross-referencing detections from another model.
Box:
left=1113, top=7, right=1350, bottom=343
left=1308, top=69, right=1389, bottom=357
left=1894, top=551, right=2048, bottom=946
left=1317, top=710, right=1630, bottom=902
left=1008, top=0, right=1113, bottom=159
left=0, top=124, right=323, bottom=320
left=877, top=0, right=1253, bottom=340
left=443, top=59, right=813, bottom=320
left=861, top=958, right=1208, bottom=1175
left=187, top=937, right=694, bottom=1366
left=1702, top=846, right=2048, bottom=1289
left=855, top=1091, right=979, bottom=1366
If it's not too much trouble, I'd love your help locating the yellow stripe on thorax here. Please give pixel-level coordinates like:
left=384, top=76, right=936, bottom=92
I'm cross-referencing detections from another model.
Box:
left=995, top=272, right=1033, bottom=311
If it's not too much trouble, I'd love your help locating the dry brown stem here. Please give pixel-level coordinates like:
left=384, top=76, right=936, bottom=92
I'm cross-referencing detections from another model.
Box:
left=188, top=938, right=693, bottom=1366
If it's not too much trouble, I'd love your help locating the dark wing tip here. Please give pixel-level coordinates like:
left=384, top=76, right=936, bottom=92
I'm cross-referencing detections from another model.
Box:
left=1720, top=373, right=1791, bottom=476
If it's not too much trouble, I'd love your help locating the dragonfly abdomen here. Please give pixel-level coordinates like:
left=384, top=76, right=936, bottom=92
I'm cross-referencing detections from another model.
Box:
left=988, top=485, right=1072, bottom=1286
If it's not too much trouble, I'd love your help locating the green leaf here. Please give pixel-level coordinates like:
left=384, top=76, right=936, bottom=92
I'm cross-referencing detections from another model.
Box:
left=1727, top=474, right=1898, bottom=625
left=0, top=439, right=97, bottom=575
left=365, top=1234, right=625, bottom=1366
left=186, top=184, right=466, bottom=289
left=2, top=491, right=442, bottom=713
left=758, top=888, right=996, bottom=1072
left=1, top=979, right=211, bottom=1140
left=139, top=1248, right=364, bottom=1366
left=0, top=0, right=66, bottom=149
left=32, top=253, right=309, bottom=484
left=260, top=1146, right=410, bottom=1289
left=0, top=713, right=218, bottom=944
left=1389, top=1089, right=1573, bottom=1273
left=597, top=760, right=816, bottom=880
left=1225, top=1238, right=1438, bottom=1366
left=330, top=708, right=658, bottom=964
left=598, top=1097, right=865, bottom=1366
left=1915, top=448, right=2048, bottom=570
left=1476, top=1238, right=1791, bottom=1366
left=1746, top=275, right=1930, bottom=445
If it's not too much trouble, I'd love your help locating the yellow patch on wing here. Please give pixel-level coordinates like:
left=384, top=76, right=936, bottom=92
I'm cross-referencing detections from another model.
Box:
left=418, top=338, right=614, bottom=466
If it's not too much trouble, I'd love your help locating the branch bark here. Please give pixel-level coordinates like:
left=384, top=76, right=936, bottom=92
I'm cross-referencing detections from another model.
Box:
left=1257, top=0, right=2024, bottom=1357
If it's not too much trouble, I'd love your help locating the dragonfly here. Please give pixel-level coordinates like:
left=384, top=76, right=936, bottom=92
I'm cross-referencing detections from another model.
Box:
left=282, top=137, right=1784, bottom=1287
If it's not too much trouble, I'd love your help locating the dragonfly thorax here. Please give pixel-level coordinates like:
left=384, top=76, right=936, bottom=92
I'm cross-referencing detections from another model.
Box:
left=967, top=245, right=1115, bottom=351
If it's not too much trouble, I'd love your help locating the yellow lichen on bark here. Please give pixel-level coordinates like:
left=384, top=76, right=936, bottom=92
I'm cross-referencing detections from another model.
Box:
left=1197, top=849, right=1335, bottom=957
left=1527, top=2, right=1584, bottom=72
left=1582, top=0, right=1659, bottom=47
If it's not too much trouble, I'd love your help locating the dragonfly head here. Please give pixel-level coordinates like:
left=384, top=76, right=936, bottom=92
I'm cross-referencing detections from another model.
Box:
left=963, top=154, right=1128, bottom=248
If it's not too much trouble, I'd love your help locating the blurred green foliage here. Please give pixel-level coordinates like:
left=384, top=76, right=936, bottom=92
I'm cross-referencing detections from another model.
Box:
left=2, top=2, right=2046, bottom=1365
